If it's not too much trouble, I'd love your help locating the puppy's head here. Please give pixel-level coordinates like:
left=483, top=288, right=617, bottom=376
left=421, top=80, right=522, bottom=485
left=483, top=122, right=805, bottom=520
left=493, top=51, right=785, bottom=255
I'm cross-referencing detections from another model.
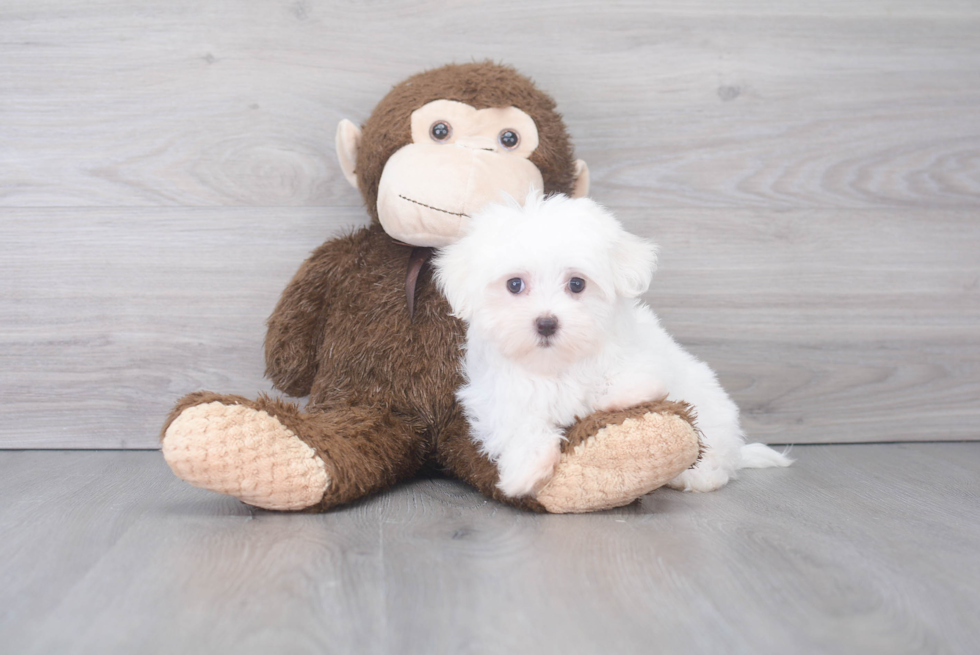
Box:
left=434, top=192, right=657, bottom=373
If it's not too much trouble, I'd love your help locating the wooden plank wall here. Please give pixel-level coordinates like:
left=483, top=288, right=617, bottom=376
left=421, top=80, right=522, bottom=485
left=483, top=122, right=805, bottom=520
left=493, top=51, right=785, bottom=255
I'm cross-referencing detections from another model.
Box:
left=1, top=0, right=978, bottom=448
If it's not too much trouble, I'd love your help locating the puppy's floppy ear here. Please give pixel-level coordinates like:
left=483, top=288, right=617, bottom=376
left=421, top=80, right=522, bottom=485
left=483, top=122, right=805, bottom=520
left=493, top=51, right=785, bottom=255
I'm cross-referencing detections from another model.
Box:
left=432, top=240, right=478, bottom=321
left=613, top=230, right=658, bottom=298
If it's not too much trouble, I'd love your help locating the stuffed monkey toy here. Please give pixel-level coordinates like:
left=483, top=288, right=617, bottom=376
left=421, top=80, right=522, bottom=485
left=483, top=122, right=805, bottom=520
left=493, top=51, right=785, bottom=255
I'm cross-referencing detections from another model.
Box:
left=161, top=62, right=701, bottom=513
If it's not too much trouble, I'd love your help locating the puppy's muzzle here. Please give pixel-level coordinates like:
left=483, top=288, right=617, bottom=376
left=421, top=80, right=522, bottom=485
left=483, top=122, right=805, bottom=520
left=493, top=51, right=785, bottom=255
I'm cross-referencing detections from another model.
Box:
left=535, top=315, right=559, bottom=338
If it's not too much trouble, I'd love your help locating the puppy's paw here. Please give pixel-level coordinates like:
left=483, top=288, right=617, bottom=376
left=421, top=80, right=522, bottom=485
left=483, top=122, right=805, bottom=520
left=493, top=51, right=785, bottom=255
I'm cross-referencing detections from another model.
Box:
left=496, top=446, right=562, bottom=498
left=667, top=462, right=732, bottom=493
left=596, top=380, right=669, bottom=413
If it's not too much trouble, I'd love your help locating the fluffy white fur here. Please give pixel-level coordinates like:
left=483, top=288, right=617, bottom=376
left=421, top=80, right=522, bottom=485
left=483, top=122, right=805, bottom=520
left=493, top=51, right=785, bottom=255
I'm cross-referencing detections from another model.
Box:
left=434, top=192, right=792, bottom=498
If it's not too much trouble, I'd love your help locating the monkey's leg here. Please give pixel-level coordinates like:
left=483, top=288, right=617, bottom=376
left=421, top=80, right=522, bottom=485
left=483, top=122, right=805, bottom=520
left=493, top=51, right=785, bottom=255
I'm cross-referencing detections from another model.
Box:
left=437, top=400, right=701, bottom=514
left=435, top=409, right=548, bottom=512
left=161, top=392, right=425, bottom=511
left=537, top=400, right=702, bottom=513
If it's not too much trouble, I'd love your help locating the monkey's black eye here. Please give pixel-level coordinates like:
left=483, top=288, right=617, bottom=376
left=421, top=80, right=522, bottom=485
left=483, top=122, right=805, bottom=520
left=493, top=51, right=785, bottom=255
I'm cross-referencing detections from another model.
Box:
left=568, top=277, right=586, bottom=294
left=507, top=278, right=526, bottom=294
left=498, top=129, right=520, bottom=150
left=430, top=121, right=452, bottom=142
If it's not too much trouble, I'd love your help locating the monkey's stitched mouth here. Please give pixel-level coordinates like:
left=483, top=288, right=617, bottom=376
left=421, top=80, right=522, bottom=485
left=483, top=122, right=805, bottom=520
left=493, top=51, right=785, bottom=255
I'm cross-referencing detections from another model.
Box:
left=398, top=195, right=470, bottom=218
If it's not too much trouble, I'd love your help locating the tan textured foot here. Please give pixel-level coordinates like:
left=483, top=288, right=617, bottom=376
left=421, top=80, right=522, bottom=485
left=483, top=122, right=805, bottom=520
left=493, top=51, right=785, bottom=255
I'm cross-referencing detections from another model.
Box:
left=534, top=411, right=700, bottom=514
left=162, top=401, right=329, bottom=511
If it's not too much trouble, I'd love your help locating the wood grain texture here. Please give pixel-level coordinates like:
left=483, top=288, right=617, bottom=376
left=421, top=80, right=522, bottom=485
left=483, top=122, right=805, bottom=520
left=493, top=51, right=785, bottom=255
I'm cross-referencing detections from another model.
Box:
left=2, top=205, right=976, bottom=447
left=2, top=0, right=979, bottom=209
left=1, top=445, right=979, bottom=654
left=0, top=206, right=369, bottom=447
left=1, top=0, right=978, bottom=447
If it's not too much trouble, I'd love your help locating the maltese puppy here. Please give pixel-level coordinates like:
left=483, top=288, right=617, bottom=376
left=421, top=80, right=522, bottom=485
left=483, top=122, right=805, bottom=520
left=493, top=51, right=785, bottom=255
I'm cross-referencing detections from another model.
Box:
left=434, top=193, right=792, bottom=498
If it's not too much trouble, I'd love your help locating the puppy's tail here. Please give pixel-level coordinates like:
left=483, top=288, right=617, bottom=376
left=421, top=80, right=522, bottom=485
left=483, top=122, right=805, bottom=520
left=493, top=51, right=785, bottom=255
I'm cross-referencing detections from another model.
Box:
left=740, top=442, right=794, bottom=469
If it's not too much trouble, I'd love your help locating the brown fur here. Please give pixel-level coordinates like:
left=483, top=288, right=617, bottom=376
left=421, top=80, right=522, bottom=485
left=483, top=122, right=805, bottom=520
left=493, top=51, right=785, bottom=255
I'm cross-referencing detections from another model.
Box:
left=261, top=223, right=544, bottom=510
left=355, top=61, right=577, bottom=223
left=164, top=62, right=698, bottom=512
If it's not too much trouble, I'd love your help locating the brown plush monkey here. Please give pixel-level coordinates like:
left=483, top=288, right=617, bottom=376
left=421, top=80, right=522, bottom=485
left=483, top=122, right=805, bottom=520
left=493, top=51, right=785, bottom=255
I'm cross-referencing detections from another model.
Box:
left=161, top=62, right=701, bottom=513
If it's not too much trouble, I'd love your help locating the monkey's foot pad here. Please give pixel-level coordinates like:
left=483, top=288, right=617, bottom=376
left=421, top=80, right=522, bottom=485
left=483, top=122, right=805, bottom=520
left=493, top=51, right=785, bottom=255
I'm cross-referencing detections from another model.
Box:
left=162, top=401, right=329, bottom=511
left=535, top=408, right=701, bottom=514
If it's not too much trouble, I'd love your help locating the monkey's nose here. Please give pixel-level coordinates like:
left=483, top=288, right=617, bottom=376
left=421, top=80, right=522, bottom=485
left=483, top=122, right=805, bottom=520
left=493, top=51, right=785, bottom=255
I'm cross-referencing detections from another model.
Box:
left=535, top=316, right=559, bottom=337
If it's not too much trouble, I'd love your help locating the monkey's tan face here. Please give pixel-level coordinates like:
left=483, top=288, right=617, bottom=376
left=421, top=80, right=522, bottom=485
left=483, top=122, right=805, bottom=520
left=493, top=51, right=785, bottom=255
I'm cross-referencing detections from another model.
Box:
left=376, top=100, right=544, bottom=247
left=337, top=99, right=556, bottom=247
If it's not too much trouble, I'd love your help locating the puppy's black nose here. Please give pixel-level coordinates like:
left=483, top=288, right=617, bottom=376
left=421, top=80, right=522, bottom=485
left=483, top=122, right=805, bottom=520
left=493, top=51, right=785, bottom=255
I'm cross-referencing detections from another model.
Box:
left=535, top=316, right=559, bottom=337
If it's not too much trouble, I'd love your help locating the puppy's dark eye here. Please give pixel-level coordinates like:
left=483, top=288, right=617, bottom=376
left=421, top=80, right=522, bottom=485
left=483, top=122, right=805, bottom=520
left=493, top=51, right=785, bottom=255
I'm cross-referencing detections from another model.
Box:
left=568, top=277, right=586, bottom=294
left=507, top=278, right=526, bottom=294
left=498, top=129, right=520, bottom=150
left=430, top=121, right=452, bottom=142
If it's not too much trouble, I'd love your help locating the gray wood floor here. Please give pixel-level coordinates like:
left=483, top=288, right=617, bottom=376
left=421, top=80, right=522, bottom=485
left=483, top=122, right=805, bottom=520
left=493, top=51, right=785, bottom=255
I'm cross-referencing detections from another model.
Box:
left=2, top=445, right=979, bottom=655
left=2, top=0, right=979, bottom=448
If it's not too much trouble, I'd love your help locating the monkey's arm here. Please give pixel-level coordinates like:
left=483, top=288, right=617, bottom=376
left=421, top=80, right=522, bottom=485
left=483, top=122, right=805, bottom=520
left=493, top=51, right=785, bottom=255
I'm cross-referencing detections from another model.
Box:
left=264, top=241, right=341, bottom=397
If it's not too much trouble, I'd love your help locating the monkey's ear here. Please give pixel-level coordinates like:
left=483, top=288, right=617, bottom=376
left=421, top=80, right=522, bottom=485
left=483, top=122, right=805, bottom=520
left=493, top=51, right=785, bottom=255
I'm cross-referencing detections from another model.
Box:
left=335, top=119, right=362, bottom=190
left=571, top=159, right=590, bottom=198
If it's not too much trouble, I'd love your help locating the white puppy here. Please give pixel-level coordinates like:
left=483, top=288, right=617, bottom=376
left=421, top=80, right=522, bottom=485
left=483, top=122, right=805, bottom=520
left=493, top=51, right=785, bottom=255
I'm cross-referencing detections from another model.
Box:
left=434, top=193, right=791, bottom=498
